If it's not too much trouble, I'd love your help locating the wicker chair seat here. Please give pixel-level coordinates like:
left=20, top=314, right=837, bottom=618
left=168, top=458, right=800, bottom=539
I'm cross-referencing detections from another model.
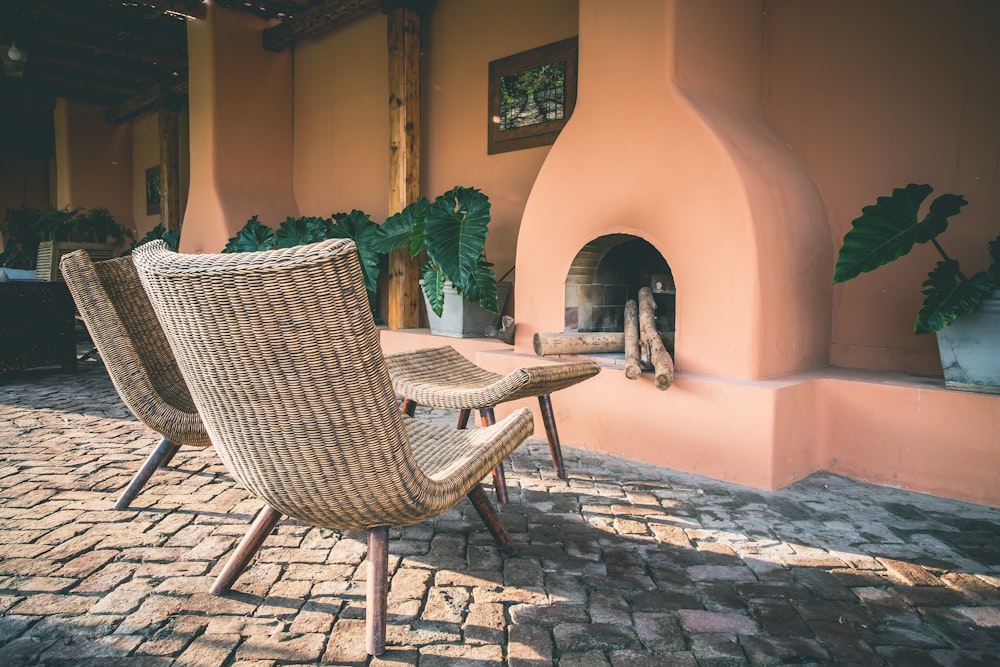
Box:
left=385, top=345, right=600, bottom=500
left=385, top=345, right=600, bottom=409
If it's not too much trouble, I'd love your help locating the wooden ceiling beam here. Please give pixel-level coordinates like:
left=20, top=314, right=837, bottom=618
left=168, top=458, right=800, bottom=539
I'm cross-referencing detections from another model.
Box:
left=105, top=79, right=188, bottom=125
left=136, top=1, right=207, bottom=20
left=262, top=0, right=380, bottom=52
left=15, top=26, right=187, bottom=70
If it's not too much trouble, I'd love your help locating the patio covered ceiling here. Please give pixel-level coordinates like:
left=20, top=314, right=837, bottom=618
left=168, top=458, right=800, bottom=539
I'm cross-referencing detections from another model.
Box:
left=0, top=0, right=381, bottom=132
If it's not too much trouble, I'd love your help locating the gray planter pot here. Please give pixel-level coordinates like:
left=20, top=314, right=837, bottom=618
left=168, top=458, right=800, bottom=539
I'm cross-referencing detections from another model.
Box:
left=422, top=281, right=512, bottom=338
left=936, top=289, right=1000, bottom=394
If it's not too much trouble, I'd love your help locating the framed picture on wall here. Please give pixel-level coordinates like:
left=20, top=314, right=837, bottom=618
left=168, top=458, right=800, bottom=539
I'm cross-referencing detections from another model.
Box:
left=488, top=37, right=578, bottom=155
left=145, top=166, right=161, bottom=216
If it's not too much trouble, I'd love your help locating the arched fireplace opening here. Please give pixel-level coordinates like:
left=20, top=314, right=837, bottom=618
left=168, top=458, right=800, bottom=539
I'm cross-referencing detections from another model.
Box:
left=564, top=234, right=675, bottom=338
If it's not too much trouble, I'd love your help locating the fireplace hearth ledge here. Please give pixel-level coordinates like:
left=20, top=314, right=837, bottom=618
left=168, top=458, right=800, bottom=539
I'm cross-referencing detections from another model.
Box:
left=379, top=327, right=1000, bottom=509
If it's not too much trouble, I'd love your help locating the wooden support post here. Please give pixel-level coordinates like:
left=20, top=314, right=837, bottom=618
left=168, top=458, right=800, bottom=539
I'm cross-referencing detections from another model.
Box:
left=386, top=5, right=423, bottom=329
left=158, top=106, right=182, bottom=233
left=638, top=287, right=674, bottom=390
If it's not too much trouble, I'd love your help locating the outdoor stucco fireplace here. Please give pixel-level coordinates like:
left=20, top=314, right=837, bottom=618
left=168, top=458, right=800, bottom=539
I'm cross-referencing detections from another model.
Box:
left=495, top=2, right=831, bottom=491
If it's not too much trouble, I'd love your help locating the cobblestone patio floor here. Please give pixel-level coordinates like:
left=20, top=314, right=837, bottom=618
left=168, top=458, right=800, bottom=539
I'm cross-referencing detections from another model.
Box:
left=2, top=355, right=1000, bottom=666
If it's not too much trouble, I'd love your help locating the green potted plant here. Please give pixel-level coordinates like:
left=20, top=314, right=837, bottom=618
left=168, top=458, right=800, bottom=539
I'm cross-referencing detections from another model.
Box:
left=375, top=186, right=510, bottom=337
left=833, top=183, right=1000, bottom=393
left=223, top=211, right=383, bottom=293
left=8, top=206, right=132, bottom=281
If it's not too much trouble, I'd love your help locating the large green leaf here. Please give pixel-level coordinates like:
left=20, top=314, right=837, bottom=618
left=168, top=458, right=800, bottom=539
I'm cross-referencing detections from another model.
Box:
left=462, top=261, right=499, bottom=314
left=833, top=184, right=967, bottom=283
left=424, top=186, right=495, bottom=296
left=374, top=198, right=429, bottom=256
left=329, top=210, right=382, bottom=293
left=222, top=215, right=275, bottom=253
left=275, top=216, right=328, bottom=248
left=421, top=262, right=446, bottom=317
left=916, top=260, right=995, bottom=334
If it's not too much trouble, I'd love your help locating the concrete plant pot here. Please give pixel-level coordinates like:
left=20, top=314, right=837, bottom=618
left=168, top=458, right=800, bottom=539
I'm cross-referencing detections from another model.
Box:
left=422, top=281, right=511, bottom=338
left=936, top=289, right=1000, bottom=394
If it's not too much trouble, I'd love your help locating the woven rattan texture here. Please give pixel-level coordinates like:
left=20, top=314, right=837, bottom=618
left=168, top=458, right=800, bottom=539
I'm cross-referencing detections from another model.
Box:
left=384, top=345, right=601, bottom=409
left=60, top=251, right=210, bottom=448
left=132, top=239, right=533, bottom=530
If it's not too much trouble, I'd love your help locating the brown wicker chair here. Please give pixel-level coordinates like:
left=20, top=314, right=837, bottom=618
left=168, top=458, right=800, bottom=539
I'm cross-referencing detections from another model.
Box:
left=384, top=346, right=600, bottom=502
left=60, top=250, right=211, bottom=510
left=131, top=238, right=534, bottom=656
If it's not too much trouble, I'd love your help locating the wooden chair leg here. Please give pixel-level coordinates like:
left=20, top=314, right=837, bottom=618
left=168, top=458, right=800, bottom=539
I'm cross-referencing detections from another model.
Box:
left=457, top=408, right=471, bottom=429
left=114, top=437, right=182, bottom=510
left=210, top=505, right=283, bottom=595
left=467, top=485, right=514, bottom=556
left=478, top=407, right=509, bottom=503
left=537, top=394, right=567, bottom=478
left=401, top=398, right=417, bottom=417
left=366, top=525, right=389, bottom=656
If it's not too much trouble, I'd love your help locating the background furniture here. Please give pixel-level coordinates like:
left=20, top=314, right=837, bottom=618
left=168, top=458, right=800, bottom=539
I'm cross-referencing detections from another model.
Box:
left=0, top=280, right=76, bottom=373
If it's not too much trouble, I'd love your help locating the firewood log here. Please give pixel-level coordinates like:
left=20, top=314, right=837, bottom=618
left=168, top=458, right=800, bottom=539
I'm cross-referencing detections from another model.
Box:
left=533, top=332, right=626, bottom=356
left=638, top=287, right=674, bottom=390
left=624, top=299, right=641, bottom=379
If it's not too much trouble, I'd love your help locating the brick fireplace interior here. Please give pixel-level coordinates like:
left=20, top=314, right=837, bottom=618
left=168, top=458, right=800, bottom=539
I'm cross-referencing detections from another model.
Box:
left=564, top=233, right=674, bottom=340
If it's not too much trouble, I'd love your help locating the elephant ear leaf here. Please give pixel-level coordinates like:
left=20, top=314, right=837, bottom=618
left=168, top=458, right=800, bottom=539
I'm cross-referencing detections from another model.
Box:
left=424, top=186, right=492, bottom=288
left=329, top=210, right=382, bottom=293
left=374, top=198, right=429, bottom=256
left=275, top=216, right=328, bottom=248
left=463, top=260, right=499, bottom=314
left=223, top=215, right=275, bottom=253
left=833, top=184, right=966, bottom=283
left=421, top=262, right=446, bottom=317
left=916, top=260, right=994, bottom=334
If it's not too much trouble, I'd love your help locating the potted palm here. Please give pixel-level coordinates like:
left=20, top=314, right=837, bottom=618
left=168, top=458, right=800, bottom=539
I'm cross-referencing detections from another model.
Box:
left=833, top=183, right=1000, bottom=393
left=375, top=186, right=510, bottom=337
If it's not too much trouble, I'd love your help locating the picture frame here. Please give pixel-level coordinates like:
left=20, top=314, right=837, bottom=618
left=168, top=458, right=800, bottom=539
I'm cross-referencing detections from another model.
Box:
left=488, top=37, right=578, bottom=155
left=145, top=166, right=161, bottom=216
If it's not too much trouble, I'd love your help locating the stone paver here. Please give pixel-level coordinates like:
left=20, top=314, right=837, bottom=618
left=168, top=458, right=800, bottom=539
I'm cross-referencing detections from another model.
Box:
left=2, top=354, right=1000, bottom=664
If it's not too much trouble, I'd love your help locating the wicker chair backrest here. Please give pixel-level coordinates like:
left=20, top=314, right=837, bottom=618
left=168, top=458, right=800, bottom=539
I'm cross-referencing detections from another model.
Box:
left=60, top=250, right=209, bottom=447
left=132, top=239, right=429, bottom=530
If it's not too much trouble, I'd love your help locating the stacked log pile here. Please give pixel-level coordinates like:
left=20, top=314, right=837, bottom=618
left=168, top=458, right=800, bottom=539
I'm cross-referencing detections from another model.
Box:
left=533, top=286, right=675, bottom=390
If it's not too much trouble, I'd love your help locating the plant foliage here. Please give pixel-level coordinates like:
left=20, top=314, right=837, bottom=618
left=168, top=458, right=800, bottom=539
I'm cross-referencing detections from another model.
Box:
left=222, top=215, right=275, bottom=253
left=221, top=186, right=499, bottom=312
left=833, top=183, right=999, bottom=333
left=375, top=186, right=498, bottom=317
left=127, top=223, right=180, bottom=254
left=327, top=210, right=383, bottom=294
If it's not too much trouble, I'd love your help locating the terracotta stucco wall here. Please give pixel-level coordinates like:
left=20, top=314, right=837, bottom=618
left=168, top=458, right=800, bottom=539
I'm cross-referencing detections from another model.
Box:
left=291, top=0, right=579, bottom=282
left=131, top=113, right=161, bottom=240
left=293, top=12, right=389, bottom=221
left=53, top=98, right=132, bottom=232
left=182, top=4, right=297, bottom=253
left=760, top=0, right=1000, bottom=375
